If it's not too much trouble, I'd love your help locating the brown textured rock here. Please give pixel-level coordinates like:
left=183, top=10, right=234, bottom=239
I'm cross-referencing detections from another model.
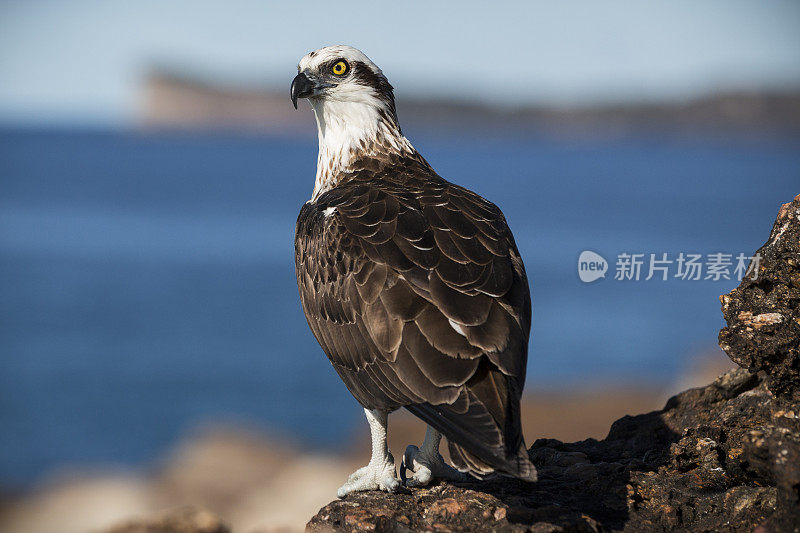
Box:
left=720, top=193, right=800, bottom=402
left=308, top=197, right=800, bottom=532
left=308, top=371, right=798, bottom=533
left=307, top=484, right=519, bottom=532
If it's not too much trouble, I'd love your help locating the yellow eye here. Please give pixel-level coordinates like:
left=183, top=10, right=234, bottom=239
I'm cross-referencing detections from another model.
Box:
left=331, top=60, right=348, bottom=76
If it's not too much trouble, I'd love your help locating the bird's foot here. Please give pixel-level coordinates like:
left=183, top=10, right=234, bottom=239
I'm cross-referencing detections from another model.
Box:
left=337, top=453, right=400, bottom=498
left=400, top=444, right=469, bottom=488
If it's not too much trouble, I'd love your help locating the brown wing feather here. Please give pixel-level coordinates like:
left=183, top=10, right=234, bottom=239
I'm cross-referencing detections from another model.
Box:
left=294, top=161, right=535, bottom=480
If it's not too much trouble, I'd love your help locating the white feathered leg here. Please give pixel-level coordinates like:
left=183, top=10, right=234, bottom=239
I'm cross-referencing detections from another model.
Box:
left=337, top=408, right=400, bottom=498
left=401, top=425, right=468, bottom=487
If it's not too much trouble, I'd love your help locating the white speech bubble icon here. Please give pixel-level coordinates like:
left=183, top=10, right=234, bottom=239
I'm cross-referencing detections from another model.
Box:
left=578, top=251, right=608, bottom=283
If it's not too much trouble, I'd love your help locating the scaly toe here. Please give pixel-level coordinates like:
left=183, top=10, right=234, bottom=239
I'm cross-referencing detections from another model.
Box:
left=380, top=474, right=400, bottom=493
left=345, top=465, right=369, bottom=483
left=405, top=465, right=433, bottom=487
left=337, top=459, right=399, bottom=498
left=402, top=444, right=468, bottom=487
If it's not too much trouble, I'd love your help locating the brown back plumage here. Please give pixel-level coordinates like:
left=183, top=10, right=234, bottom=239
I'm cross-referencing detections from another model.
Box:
left=294, top=153, right=536, bottom=481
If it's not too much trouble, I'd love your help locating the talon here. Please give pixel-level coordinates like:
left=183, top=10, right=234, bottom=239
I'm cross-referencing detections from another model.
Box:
left=400, top=437, right=468, bottom=487
left=399, top=459, right=408, bottom=484
left=403, top=444, right=420, bottom=470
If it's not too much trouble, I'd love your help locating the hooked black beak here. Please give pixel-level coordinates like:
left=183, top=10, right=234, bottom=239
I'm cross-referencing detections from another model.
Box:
left=291, top=72, right=315, bottom=110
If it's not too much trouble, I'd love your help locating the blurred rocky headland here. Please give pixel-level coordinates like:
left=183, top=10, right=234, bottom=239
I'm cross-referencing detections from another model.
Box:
left=137, top=68, right=800, bottom=137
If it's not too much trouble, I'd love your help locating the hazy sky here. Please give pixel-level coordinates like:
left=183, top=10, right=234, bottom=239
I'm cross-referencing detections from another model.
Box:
left=1, top=0, right=799, bottom=124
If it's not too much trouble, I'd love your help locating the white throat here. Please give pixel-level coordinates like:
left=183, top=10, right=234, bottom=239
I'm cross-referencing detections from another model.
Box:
left=309, top=98, right=414, bottom=201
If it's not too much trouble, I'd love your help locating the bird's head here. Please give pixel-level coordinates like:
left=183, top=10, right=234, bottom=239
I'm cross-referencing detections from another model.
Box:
left=292, top=45, right=417, bottom=200
left=291, top=45, right=398, bottom=129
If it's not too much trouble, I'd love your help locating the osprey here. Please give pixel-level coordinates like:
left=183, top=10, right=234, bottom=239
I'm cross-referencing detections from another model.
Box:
left=292, top=45, right=536, bottom=497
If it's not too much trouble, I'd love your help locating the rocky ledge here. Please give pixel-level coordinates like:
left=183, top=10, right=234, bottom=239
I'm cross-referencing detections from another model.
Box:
left=308, top=195, right=800, bottom=533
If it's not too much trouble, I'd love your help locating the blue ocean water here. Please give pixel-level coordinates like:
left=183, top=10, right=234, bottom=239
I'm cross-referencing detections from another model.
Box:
left=1, top=128, right=798, bottom=487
